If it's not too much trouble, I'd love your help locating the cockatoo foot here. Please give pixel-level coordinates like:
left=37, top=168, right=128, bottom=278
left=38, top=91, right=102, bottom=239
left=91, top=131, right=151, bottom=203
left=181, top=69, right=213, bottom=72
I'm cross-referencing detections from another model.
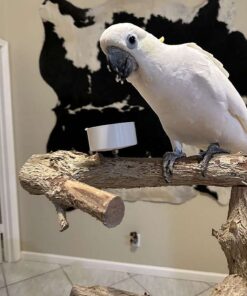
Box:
left=200, top=143, right=229, bottom=176
left=163, top=151, right=186, bottom=182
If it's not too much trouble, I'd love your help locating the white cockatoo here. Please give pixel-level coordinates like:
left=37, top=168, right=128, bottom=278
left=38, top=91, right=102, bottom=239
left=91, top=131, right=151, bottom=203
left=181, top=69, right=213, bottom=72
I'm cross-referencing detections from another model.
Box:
left=100, top=23, right=247, bottom=180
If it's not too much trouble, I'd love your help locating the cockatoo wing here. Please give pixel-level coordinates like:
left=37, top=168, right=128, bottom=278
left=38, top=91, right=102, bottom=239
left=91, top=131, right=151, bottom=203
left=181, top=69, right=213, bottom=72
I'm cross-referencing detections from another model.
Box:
left=186, top=43, right=229, bottom=78
left=186, top=42, right=247, bottom=133
left=226, top=83, right=247, bottom=133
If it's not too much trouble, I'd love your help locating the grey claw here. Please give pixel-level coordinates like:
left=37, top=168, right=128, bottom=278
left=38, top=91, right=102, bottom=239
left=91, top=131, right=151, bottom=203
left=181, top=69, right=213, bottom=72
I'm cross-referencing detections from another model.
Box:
left=200, top=143, right=229, bottom=176
left=163, top=157, right=172, bottom=182
left=163, top=151, right=186, bottom=182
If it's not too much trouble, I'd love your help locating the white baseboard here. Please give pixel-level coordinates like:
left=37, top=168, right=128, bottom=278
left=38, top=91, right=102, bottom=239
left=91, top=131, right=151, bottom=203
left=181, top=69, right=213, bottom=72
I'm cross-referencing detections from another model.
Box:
left=22, top=251, right=226, bottom=283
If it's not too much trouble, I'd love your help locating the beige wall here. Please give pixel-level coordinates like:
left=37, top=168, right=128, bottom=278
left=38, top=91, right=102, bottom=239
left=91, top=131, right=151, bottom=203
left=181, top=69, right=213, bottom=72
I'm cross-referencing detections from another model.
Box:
left=0, top=0, right=6, bottom=39
left=2, top=0, right=247, bottom=273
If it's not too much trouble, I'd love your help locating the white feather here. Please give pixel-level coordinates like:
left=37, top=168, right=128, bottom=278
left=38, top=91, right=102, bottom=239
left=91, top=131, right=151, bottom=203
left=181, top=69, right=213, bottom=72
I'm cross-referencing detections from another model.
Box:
left=185, top=42, right=229, bottom=78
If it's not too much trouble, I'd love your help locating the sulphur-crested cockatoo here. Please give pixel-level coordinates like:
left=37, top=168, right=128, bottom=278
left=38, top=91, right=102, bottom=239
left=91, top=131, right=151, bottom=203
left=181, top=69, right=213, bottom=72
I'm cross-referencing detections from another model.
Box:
left=100, top=23, right=247, bottom=180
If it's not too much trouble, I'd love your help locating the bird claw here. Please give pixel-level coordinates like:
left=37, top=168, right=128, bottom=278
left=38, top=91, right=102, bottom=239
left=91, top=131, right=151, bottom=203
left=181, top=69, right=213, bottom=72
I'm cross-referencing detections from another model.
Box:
left=163, top=151, right=186, bottom=182
left=199, top=143, right=229, bottom=176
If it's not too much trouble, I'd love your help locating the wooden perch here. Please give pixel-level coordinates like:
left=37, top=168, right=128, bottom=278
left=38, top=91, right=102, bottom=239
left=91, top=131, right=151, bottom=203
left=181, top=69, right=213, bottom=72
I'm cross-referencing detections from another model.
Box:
left=19, top=150, right=247, bottom=231
left=211, top=275, right=247, bottom=296
left=19, top=150, right=247, bottom=189
left=212, top=187, right=247, bottom=278
left=19, top=150, right=247, bottom=296
left=19, top=151, right=125, bottom=231
left=210, top=187, right=247, bottom=296
left=70, top=285, right=143, bottom=296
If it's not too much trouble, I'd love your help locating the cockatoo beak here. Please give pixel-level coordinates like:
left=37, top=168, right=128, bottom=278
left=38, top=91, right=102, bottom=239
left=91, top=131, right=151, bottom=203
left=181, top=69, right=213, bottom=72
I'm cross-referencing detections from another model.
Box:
left=106, top=46, right=138, bottom=79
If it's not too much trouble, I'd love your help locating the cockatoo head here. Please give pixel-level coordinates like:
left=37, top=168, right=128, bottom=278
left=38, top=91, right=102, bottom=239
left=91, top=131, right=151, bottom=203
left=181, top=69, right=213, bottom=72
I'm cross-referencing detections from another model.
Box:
left=100, top=23, right=157, bottom=80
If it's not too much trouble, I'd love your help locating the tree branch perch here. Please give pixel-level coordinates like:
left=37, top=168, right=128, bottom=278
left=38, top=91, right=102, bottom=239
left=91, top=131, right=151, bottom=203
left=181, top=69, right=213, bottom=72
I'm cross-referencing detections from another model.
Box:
left=19, top=150, right=247, bottom=295
left=19, top=150, right=247, bottom=190
left=70, top=285, right=143, bottom=296
left=19, top=150, right=247, bottom=231
left=19, top=151, right=126, bottom=230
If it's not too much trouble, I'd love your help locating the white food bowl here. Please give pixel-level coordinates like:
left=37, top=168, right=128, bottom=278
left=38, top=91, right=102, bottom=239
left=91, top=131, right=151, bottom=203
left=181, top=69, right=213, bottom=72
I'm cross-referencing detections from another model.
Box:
left=85, top=122, right=137, bottom=152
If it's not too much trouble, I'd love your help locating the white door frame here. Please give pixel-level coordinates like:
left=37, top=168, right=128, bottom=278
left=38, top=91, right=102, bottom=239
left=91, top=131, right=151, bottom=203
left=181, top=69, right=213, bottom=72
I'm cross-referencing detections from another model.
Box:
left=0, top=39, right=21, bottom=262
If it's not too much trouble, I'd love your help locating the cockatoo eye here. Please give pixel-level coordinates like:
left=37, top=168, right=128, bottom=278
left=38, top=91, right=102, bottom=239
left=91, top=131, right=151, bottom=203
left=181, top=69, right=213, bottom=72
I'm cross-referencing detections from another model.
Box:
left=127, top=34, right=137, bottom=49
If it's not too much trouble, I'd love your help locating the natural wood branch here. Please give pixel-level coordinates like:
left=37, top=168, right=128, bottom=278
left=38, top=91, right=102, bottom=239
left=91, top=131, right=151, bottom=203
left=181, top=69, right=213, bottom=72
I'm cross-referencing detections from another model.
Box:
left=212, top=186, right=247, bottom=278
left=19, top=150, right=247, bottom=295
left=19, top=150, right=247, bottom=230
left=210, top=275, right=247, bottom=296
left=70, top=285, right=143, bottom=296
left=19, top=150, right=247, bottom=190
left=19, top=152, right=125, bottom=230
left=54, top=203, right=69, bottom=231
left=210, top=186, right=247, bottom=295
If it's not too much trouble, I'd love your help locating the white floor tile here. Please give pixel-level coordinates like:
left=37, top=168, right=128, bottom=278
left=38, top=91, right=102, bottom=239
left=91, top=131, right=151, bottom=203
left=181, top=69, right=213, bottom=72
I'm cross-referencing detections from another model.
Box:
left=3, top=260, right=60, bottom=285
left=1, top=259, right=217, bottom=296
left=63, top=263, right=129, bottom=286
left=133, top=275, right=211, bottom=296
left=112, top=278, right=148, bottom=294
left=7, top=269, right=72, bottom=296
left=0, top=266, right=5, bottom=288
left=0, top=288, right=7, bottom=296
left=198, top=287, right=214, bottom=296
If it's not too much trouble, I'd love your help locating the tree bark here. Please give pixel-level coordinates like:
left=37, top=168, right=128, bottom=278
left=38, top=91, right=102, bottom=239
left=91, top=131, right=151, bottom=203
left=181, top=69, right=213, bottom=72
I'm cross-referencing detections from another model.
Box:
left=70, top=286, right=143, bottom=296
left=213, top=187, right=247, bottom=277
left=210, top=275, right=247, bottom=296
left=19, top=150, right=247, bottom=189
left=19, top=152, right=125, bottom=230
left=210, top=186, right=247, bottom=295
left=18, top=150, right=247, bottom=230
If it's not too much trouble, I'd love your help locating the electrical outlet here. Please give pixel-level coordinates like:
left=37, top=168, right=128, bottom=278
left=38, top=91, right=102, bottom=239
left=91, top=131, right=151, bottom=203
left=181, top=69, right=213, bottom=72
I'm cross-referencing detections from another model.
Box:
left=130, top=231, right=141, bottom=247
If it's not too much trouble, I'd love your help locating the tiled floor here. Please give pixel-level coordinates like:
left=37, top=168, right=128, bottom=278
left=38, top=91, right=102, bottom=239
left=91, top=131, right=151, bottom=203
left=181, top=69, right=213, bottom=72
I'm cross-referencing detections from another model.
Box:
left=0, top=259, right=216, bottom=296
